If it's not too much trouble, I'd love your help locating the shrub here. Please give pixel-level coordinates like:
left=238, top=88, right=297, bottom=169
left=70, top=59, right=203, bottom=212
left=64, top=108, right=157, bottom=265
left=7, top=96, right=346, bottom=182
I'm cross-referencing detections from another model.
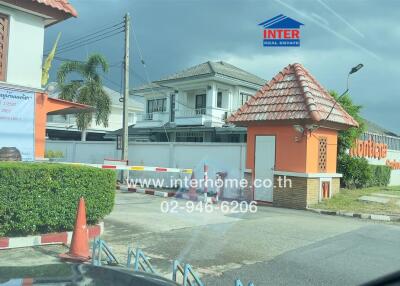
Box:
left=338, top=154, right=392, bottom=189
left=0, top=162, right=115, bottom=236
left=338, top=154, right=372, bottom=189
left=45, top=150, right=64, bottom=159
left=368, top=165, right=391, bottom=187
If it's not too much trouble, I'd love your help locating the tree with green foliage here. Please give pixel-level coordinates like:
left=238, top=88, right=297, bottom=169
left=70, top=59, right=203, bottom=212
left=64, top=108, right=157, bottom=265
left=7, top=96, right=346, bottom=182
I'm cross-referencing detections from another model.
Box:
left=57, top=54, right=111, bottom=141
left=329, top=91, right=365, bottom=155
left=329, top=91, right=371, bottom=188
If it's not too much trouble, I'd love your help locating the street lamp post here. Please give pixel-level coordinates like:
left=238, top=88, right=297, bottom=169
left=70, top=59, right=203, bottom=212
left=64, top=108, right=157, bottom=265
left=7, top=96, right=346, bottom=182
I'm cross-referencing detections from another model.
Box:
left=324, top=63, right=364, bottom=122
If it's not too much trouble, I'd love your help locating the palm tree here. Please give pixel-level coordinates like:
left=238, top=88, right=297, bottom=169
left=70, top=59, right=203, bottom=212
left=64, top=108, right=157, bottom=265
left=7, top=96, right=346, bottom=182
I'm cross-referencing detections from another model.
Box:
left=57, top=54, right=111, bottom=141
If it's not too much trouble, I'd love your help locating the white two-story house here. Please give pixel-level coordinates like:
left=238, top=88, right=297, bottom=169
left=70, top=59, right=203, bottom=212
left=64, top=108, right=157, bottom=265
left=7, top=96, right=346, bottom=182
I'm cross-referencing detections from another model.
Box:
left=47, top=85, right=144, bottom=140
left=125, top=61, right=265, bottom=142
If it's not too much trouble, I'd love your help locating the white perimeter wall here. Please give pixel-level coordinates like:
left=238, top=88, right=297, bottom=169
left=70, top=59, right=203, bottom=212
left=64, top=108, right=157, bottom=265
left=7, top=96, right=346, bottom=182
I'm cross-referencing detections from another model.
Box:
left=46, top=141, right=247, bottom=197
left=46, top=141, right=400, bottom=189
left=0, top=5, right=45, bottom=89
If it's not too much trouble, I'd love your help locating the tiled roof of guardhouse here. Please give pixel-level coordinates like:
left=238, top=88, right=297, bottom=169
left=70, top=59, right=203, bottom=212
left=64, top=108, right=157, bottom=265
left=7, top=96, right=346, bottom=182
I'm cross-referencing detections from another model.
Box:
left=228, top=63, right=359, bottom=129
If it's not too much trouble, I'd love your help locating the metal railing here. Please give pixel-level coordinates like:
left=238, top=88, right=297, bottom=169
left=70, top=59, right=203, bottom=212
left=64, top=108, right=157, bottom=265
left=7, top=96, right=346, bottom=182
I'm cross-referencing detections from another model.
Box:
left=138, top=111, right=169, bottom=121
left=177, top=108, right=207, bottom=117
left=90, top=239, right=251, bottom=285
left=91, top=238, right=119, bottom=266
left=127, top=247, right=156, bottom=274
left=142, top=113, right=153, bottom=120
left=172, top=260, right=204, bottom=286
left=235, top=279, right=255, bottom=286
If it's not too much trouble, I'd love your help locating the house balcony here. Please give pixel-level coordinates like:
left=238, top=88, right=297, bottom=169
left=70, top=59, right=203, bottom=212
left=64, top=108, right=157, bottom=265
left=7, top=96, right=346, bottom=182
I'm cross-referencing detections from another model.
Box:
left=134, top=111, right=169, bottom=128
left=175, top=108, right=228, bottom=127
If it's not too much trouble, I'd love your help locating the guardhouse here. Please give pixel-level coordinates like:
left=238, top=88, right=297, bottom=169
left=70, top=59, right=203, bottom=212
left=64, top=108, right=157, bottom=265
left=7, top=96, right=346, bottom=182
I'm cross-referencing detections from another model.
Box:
left=229, top=63, right=358, bottom=209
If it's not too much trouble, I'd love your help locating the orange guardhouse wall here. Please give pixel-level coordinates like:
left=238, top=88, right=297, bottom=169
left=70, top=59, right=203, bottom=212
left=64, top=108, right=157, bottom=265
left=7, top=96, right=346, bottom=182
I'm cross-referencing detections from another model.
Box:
left=305, top=128, right=338, bottom=173
left=246, top=124, right=308, bottom=172
left=246, top=124, right=338, bottom=174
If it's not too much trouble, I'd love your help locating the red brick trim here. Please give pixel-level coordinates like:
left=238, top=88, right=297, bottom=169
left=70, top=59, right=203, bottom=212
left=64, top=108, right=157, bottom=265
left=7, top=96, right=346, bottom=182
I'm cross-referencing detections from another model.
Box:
left=0, top=223, right=103, bottom=250
left=41, top=232, right=68, bottom=244
left=0, top=237, right=9, bottom=248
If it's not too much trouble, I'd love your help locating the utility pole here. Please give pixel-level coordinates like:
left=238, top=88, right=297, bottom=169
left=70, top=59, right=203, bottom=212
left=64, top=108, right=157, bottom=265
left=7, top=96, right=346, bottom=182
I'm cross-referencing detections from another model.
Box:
left=122, top=13, right=130, bottom=169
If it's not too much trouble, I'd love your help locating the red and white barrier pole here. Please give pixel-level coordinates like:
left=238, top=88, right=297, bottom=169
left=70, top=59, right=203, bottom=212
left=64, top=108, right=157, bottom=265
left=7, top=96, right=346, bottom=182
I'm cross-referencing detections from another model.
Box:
left=204, top=163, right=208, bottom=202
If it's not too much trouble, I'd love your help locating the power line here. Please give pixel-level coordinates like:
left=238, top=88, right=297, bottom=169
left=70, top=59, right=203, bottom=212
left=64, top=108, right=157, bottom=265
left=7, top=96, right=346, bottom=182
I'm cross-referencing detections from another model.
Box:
left=56, top=25, right=124, bottom=53
left=53, top=56, right=122, bottom=69
left=57, top=22, right=123, bottom=50
left=101, top=74, right=122, bottom=90
left=129, top=30, right=228, bottom=124
left=132, top=25, right=154, bottom=86
left=129, top=67, right=150, bottom=86
left=44, top=21, right=124, bottom=54
left=110, top=61, right=123, bottom=68
left=56, top=29, right=125, bottom=55
left=53, top=56, right=84, bottom=63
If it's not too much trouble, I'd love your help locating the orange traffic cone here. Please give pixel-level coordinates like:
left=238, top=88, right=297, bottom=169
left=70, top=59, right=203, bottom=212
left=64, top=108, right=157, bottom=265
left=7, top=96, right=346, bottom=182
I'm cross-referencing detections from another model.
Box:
left=59, top=197, right=90, bottom=262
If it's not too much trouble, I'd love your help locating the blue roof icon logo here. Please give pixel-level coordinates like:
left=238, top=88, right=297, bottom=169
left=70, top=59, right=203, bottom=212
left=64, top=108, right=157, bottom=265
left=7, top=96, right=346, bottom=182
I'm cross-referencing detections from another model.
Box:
left=259, top=14, right=304, bottom=29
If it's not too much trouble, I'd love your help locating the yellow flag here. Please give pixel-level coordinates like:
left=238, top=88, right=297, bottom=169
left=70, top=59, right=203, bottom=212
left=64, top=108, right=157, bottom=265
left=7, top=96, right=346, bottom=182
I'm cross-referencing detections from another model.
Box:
left=41, top=32, right=61, bottom=87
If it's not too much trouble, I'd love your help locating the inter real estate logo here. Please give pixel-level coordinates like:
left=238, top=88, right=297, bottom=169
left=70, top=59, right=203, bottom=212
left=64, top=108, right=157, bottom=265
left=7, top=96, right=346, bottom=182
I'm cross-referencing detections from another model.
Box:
left=258, top=14, right=304, bottom=47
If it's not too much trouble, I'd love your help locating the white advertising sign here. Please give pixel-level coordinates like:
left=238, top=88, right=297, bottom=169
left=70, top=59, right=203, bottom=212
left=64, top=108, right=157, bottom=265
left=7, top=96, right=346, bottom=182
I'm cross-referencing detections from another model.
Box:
left=0, top=88, right=35, bottom=161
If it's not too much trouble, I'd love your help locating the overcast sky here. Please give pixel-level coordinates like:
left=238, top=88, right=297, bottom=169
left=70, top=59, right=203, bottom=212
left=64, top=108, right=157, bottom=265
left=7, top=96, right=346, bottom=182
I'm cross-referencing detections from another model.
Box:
left=45, top=0, right=400, bottom=133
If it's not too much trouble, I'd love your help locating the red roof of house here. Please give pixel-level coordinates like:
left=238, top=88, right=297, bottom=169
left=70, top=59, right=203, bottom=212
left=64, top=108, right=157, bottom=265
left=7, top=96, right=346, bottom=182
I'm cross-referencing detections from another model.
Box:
left=33, top=0, right=77, bottom=17
left=228, top=63, right=359, bottom=129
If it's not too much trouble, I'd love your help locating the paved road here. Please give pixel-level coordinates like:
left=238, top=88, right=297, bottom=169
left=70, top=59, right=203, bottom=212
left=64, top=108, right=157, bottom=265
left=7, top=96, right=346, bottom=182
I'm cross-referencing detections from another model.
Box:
left=101, top=192, right=400, bottom=285
left=202, top=224, right=400, bottom=285
left=2, top=192, right=399, bottom=286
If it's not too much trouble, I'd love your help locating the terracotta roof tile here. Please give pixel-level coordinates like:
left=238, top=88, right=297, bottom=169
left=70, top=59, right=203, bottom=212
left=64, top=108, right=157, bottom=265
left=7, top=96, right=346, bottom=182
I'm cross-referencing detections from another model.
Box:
left=33, top=0, right=77, bottom=17
left=228, top=63, right=359, bottom=128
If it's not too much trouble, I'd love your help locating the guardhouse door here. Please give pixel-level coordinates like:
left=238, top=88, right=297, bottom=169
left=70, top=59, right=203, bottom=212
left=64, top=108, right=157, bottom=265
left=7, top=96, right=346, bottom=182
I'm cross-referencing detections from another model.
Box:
left=254, top=135, right=275, bottom=202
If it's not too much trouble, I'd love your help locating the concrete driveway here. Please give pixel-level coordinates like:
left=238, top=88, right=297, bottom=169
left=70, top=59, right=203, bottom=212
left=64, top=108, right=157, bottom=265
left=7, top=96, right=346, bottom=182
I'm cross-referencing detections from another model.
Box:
left=101, top=192, right=400, bottom=285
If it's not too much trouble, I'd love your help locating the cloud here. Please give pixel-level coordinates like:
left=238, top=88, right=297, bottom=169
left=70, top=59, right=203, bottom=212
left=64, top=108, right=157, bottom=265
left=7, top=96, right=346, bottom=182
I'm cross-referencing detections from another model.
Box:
left=44, top=0, right=400, bottom=133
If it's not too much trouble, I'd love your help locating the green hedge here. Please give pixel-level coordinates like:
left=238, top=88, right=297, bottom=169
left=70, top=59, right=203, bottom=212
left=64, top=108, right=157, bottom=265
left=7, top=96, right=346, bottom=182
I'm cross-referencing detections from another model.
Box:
left=338, top=154, right=392, bottom=189
left=0, top=162, right=115, bottom=236
left=368, top=165, right=391, bottom=187
left=338, top=154, right=372, bottom=189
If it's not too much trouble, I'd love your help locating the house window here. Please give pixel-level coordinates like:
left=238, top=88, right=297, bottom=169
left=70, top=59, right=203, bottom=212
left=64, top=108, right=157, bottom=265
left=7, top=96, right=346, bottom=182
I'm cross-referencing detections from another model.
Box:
left=318, top=137, right=328, bottom=172
left=0, top=13, right=9, bottom=81
left=195, top=94, right=206, bottom=109
left=217, top=91, right=222, bottom=108
left=240, top=92, right=253, bottom=105
left=147, top=98, right=166, bottom=113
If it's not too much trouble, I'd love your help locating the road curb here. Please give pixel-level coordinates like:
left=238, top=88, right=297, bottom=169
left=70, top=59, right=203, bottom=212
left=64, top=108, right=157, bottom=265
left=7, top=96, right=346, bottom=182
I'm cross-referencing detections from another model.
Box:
left=307, top=207, right=400, bottom=222
left=0, top=222, right=104, bottom=250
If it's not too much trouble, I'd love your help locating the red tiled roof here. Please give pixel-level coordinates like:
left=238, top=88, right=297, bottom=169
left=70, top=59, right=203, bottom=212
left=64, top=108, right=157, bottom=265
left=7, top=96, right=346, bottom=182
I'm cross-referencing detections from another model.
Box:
left=32, top=0, right=78, bottom=17
left=229, top=63, right=359, bottom=128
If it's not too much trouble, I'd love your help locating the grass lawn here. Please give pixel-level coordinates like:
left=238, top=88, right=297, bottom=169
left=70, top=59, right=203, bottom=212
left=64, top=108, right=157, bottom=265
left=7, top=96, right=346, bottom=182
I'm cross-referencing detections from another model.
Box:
left=312, top=185, right=400, bottom=215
